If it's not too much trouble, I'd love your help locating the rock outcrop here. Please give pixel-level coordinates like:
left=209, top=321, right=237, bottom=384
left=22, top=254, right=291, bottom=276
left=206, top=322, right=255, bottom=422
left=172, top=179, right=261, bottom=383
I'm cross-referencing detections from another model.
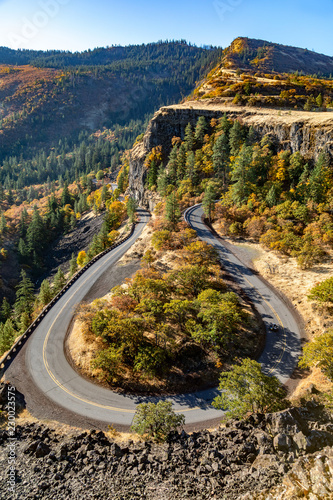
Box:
left=2, top=399, right=333, bottom=499
left=129, top=101, right=333, bottom=209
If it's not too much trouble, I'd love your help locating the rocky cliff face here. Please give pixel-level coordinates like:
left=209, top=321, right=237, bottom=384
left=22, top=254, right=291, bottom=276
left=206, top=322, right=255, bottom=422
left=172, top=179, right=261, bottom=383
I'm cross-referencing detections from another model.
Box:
left=129, top=101, right=333, bottom=209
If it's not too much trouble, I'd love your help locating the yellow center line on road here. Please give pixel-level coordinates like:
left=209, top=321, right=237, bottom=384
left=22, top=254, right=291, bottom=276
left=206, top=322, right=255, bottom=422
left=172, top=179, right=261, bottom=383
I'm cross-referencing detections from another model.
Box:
left=42, top=223, right=200, bottom=415
left=42, top=242, right=137, bottom=413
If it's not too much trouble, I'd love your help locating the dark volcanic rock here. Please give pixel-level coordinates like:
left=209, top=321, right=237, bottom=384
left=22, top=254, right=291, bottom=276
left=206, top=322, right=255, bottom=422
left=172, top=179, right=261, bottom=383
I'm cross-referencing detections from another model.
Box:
left=1, top=384, right=333, bottom=500
left=35, top=442, right=51, bottom=458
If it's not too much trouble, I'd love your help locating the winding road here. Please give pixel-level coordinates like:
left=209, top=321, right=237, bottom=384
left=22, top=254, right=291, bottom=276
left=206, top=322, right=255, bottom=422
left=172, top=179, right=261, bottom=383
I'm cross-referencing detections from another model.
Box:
left=185, top=205, right=302, bottom=384
left=4, top=205, right=302, bottom=428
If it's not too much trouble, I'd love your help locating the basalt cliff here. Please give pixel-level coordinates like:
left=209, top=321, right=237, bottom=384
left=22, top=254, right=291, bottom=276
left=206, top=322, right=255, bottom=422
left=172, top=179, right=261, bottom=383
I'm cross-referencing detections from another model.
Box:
left=129, top=101, right=333, bottom=209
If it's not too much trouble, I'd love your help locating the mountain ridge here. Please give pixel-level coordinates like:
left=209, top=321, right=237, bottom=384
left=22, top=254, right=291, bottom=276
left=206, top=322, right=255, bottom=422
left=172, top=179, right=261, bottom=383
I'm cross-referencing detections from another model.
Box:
left=221, top=37, right=333, bottom=76
left=0, top=42, right=222, bottom=160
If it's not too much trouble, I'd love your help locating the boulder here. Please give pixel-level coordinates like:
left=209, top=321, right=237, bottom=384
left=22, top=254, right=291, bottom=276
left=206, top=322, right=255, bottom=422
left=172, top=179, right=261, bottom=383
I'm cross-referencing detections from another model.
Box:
left=110, top=443, right=124, bottom=458
left=273, top=433, right=293, bottom=452
left=266, top=409, right=306, bottom=435
left=24, top=440, right=40, bottom=454
left=250, top=454, right=280, bottom=472
left=292, top=431, right=311, bottom=452
left=36, top=442, right=51, bottom=459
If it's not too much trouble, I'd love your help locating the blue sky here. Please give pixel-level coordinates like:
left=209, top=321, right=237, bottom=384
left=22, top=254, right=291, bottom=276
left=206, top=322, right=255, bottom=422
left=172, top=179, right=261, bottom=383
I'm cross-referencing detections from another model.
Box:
left=0, top=0, right=332, bottom=55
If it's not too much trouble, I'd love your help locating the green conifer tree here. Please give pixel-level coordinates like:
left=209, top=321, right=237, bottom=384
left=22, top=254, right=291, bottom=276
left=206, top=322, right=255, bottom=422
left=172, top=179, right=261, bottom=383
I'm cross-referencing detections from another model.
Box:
left=184, top=123, right=194, bottom=151
left=0, top=319, right=16, bottom=355
left=165, top=192, right=180, bottom=230
left=194, top=116, right=207, bottom=147
left=39, top=279, right=53, bottom=307
left=69, top=253, right=78, bottom=276
left=53, top=268, right=67, bottom=295
left=15, top=270, right=35, bottom=317
left=1, top=297, right=11, bottom=322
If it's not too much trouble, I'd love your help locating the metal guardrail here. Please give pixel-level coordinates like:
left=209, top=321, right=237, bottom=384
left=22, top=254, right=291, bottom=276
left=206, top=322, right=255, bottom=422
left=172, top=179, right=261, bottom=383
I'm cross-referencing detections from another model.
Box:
left=0, top=223, right=136, bottom=378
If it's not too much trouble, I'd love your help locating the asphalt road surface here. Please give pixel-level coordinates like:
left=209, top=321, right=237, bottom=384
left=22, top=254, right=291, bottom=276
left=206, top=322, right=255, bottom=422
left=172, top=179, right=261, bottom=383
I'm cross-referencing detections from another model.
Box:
left=5, top=206, right=302, bottom=427
left=185, top=205, right=302, bottom=384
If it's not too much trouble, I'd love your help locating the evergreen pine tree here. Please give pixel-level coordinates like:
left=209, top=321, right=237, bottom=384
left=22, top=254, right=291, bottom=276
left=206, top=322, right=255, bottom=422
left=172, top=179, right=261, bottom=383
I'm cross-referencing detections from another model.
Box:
left=53, top=268, right=67, bottom=295
left=202, top=184, right=216, bottom=223
left=147, top=160, right=159, bottom=188
left=0, top=319, right=16, bottom=355
left=15, top=270, right=35, bottom=317
left=117, top=171, right=125, bottom=193
left=165, top=192, right=180, bottom=230
left=18, top=238, right=29, bottom=261
left=7, top=189, right=14, bottom=205
left=0, top=213, right=7, bottom=235
left=61, top=182, right=71, bottom=207
left=230, top=145, right=253, bottom=206
left=229, top=120, right=244, bottom=156
left=309, top=152, right=329, bottom=203
left=39, top=279, right=53, bottom=307
left=166, top=146, right=178, bottom=186
left=1, top=297, right=11, bottom=322
left=126, top=197, right=137, bottom=224
left=157, top=169, right=168, bottom=196
left=213, top=133, right=230, bottom=187
left=219, top=113, right=232, bottom=135
left=176, top=144, right=187, bottom=181
left=194, top=116, right=207, bottom=147
left=69, top=253, right=78, bottom=276
left=19, top=311, right=31, bottom=333
left=266, top=184, right=278, bottom=207
left=101, top=184, right=108, bottom=204
left=19, top=207, right=29, bottom=238
left=247, top=126, right=257, bottom=145
left=70, top=213, right=76, bottom=230
left=74, top=200, right=79, bottom=215
left=184, top=123, right=194, bottom=151
left=316, top=93, right=323, bottom=108
left=26, top=206, right=45, bottom=257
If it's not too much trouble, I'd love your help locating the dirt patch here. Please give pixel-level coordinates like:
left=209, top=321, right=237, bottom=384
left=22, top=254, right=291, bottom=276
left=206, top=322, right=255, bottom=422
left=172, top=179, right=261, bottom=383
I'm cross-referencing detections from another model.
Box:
left=172, top=100, right=333, bottom=128
left=118, top=221, right=155, bottom=266
left=66, top=318, right=105, bottom=377
left=82, top=257, right=141, bottom=303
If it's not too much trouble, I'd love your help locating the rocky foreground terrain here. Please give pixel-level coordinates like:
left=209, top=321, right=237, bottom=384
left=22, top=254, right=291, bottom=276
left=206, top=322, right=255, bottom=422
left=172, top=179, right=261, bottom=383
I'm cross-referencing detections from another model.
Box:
left=1, top=384, right=333, bottom=499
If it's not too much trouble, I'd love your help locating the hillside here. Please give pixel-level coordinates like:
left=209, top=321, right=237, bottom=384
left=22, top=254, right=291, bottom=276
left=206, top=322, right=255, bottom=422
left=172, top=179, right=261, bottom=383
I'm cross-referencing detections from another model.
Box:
left=222, top=37, right=333, bottom=76
left=190, top=38, right=333, bottom=112
left=127, top=75, right=333, bottom=421
left=0, top=41, right=222, bottom=161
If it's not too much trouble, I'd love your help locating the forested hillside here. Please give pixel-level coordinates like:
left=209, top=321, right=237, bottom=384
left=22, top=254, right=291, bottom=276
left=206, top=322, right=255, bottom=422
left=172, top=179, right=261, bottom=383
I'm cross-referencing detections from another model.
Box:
left=142, top=114, right=333, bottom=268
left=132, top=105, right=333, bottom=407
left=0, top=41, right=223, bottom=355
left=0, top=41, right=222, bottom=161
